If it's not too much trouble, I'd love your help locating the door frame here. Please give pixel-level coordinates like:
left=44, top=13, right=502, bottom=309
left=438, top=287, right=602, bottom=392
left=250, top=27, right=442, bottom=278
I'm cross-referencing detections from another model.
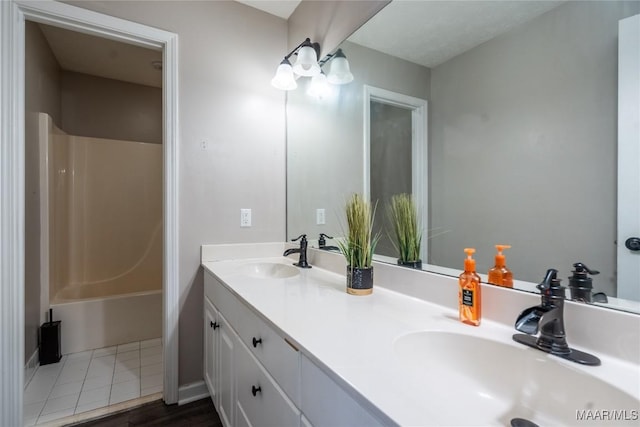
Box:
left=363, top=85, right=428, bottom=262
left=617, top=13, right=640, bottom=300
left=0, top=1, right=179, bottom=424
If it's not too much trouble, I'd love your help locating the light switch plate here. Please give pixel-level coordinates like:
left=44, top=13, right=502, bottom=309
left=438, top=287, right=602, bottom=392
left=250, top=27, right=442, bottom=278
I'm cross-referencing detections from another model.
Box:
left=240, top=209, right=251, bottom=227
left=316, top=208, right=326, bottom=225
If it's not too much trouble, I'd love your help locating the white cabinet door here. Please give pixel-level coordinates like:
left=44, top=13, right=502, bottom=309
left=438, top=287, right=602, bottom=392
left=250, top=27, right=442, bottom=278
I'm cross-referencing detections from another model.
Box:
left=236, top=339, right=300, bottom=427
left=203, top=296, right=219, bottom=402
left=219, top=312, right=236, bottom=427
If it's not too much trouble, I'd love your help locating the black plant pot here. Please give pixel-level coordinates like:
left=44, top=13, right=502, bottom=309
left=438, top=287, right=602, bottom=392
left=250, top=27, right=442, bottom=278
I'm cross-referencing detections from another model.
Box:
left=398, top=259, right=422, bottom=270
left=346, top=266, right=373, bottom=295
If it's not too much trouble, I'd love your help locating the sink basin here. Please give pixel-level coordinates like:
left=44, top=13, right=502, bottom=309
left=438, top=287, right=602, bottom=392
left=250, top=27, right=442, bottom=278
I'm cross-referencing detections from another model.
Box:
left=393, top=331, right=638, bottom=426
left=240, top=262, right=299, bottom=279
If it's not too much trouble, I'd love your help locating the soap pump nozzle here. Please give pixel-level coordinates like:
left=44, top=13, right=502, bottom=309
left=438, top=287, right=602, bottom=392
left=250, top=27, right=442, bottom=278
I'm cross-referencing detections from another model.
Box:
left=494, top=244, right=511, bottom=267
left=463, top=248, right=476, bottom=272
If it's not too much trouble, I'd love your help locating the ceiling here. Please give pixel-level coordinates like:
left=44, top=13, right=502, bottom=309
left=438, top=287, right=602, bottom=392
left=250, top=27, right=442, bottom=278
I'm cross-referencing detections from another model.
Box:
left=38, top=23, right=163, bottom=88
left=235, top=0, right=301, bottom=19
left=348, top=1, right=564, bottom=68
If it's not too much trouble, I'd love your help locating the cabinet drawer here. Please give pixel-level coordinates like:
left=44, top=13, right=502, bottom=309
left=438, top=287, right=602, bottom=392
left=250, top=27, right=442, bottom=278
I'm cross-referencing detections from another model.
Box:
left=236, top=339, right=300, bottom=427
left=235, top=300, right=300, bottom=406
left=204, top=272, right=239, bottom=325
left=300, top=355, right=385, bottom=427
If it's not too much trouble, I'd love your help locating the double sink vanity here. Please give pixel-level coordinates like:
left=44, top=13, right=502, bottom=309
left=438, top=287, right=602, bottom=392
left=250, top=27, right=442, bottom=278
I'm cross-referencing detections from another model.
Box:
left=201, top=243, right=640, bottom=427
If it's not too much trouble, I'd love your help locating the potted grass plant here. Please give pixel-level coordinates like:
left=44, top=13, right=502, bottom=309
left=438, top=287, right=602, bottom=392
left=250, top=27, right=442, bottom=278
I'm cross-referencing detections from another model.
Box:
left=337, top=194, right=380, bottom=295
left=388, top=193, right=422, bottom=269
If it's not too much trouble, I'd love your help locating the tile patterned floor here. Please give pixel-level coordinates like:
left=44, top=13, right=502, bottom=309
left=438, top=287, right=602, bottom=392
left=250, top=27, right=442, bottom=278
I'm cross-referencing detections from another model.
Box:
left=23, top=338, right=163, bottom=426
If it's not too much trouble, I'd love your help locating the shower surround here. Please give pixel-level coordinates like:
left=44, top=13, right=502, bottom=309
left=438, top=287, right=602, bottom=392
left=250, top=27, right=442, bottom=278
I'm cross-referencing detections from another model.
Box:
left=39, top=113, right=162, bottom=355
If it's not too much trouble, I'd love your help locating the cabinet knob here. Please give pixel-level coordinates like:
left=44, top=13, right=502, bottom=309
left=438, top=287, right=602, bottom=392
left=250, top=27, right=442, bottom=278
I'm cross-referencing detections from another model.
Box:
left=210, top=321, right=220, bottom=330
left=251, top=385, right=261, bottom=397
left=252, top=337, right=262, bottom=348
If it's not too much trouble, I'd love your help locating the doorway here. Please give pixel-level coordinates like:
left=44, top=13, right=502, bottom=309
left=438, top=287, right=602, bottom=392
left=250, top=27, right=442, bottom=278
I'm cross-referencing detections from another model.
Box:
left=1, top=2, right=178, bottom=425
left=363, top=85, right=428, bottom=262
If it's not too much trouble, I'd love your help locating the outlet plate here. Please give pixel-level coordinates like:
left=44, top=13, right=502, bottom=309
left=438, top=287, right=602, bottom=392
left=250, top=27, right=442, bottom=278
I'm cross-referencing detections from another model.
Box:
left=316, top=208, right=325, bottom=225
left=240, top=209, right=251, bottom=227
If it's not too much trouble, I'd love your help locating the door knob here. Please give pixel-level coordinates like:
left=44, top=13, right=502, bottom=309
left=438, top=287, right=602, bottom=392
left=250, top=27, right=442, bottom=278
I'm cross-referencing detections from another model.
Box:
left=625, top=237, right=640, bottom=251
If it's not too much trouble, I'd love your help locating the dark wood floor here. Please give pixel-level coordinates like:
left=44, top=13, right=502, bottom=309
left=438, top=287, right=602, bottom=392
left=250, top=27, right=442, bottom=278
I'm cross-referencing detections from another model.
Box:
left=67, top=398, right=222, bottom=427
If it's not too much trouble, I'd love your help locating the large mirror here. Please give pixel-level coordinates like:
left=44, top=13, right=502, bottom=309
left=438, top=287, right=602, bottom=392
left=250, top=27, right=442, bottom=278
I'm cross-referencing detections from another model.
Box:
left=286, top=0, right=640, bottom=313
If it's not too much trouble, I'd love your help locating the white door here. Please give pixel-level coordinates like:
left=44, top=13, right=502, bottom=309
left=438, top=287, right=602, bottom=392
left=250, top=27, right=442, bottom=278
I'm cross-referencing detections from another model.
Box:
left=617, top=14, right=640, bottom=300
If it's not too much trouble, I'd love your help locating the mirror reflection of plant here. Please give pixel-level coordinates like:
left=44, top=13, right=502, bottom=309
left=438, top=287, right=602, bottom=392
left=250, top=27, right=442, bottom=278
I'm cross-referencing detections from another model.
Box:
left=388, top=193, right=422, bottom=263
left=337, top=194, right=381, bottom=268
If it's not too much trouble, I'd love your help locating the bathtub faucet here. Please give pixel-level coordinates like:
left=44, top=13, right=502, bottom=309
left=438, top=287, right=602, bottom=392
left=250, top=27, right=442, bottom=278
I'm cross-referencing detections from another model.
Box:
left=283, top=234, right=311, bottom=268
left=512, top=268, right=600, bottom=366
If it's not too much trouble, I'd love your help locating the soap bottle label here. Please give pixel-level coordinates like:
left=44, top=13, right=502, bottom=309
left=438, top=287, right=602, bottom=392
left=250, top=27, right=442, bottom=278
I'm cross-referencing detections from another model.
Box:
left=462, top=289, right=474, bottom=306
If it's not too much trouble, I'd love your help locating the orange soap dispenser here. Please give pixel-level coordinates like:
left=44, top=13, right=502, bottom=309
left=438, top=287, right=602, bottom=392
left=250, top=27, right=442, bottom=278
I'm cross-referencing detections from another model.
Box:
left=459, top=248, right=481, bottom=326
left=488, top=244, right=513, bottom=288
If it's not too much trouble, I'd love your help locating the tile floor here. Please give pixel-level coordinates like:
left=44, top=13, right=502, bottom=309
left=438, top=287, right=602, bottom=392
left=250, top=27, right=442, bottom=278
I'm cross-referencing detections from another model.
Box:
left=23, top=338, right=163, bottom=426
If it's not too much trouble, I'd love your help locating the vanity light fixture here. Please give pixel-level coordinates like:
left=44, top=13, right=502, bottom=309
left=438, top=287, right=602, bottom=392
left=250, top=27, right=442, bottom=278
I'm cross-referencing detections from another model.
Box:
left=271, top=37, right=321, bottom=91
left=271, top=40, right=355, bottom=92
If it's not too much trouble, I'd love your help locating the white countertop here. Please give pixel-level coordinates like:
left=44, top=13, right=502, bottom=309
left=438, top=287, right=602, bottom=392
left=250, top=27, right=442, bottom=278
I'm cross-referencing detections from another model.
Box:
left=202, top=255, right=640, bottom=426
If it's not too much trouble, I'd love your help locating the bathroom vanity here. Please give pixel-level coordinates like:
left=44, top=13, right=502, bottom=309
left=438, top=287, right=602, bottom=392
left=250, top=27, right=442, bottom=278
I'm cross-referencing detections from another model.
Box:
left=202, top=243, right=639, bottom=427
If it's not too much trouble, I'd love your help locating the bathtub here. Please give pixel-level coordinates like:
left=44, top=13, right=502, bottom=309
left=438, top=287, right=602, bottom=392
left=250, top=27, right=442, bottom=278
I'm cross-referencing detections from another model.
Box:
left=51, top=282, right=162, bottom=355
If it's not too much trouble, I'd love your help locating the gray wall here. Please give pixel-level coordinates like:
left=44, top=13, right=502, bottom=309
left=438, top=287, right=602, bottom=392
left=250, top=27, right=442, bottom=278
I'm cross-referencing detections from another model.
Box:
left=429, top=1, right=640, bottom=292
left=24, top=22, right=62, bottom=363
left=61, top=71, right=162, bottom=144
left=287, top=40, right=429, bottom=240
left=67, top=0, right=288, bottom=386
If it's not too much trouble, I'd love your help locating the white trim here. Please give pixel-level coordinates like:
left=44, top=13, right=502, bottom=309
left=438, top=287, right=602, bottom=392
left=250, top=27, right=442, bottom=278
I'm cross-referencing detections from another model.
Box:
left=617, top=13, right=640, bottom=300
left=1, top=1, right=26, bottom=424
left=1, top=2, right=180, bottom=424
left=363, top=85, right=429, bottom=261
left=178, top=381, right=210, bottom=406
left=24, top=349, right=39, bottom=390
left=38, top=113, right=50, bottom=323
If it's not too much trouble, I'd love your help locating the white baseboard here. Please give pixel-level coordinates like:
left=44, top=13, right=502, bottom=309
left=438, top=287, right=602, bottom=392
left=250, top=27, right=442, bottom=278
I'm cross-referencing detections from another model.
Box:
left=24, top=348, right=39, bottom=389
left=178, top=381, right=209, bottom=405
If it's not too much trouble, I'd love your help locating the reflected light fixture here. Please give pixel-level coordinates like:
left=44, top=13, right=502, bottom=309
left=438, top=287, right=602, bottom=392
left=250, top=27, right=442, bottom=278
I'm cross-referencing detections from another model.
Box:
left=326, top=49, right=354, bottom=84
left=271, top=38, right=320, bottom=90
left=307, top=71, right=331, bottom=98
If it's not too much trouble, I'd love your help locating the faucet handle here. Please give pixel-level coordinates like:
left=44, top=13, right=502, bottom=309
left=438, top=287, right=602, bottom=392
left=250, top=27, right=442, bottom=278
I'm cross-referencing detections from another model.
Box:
left=536, top=268, right=558, bottom=292
left=318, top=233, right=333, bottom=247
left=291, top=234, right=307, bottom=242
left=571, top=262, right=599, bottom=277
left=537, top=268, right=566, bottom=301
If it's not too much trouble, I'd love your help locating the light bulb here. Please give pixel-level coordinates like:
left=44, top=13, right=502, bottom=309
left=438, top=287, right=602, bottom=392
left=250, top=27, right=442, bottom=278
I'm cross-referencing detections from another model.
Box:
left=270, top=59, right=297, bottom=90
left=292, top=45, right=320, bottom=77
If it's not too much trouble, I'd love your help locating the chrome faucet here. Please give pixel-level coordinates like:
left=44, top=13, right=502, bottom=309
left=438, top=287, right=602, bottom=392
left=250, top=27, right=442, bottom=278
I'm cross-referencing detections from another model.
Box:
left=513, top=268, right=600, bottom=366
left=283, top=234, right=311, bottom=268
